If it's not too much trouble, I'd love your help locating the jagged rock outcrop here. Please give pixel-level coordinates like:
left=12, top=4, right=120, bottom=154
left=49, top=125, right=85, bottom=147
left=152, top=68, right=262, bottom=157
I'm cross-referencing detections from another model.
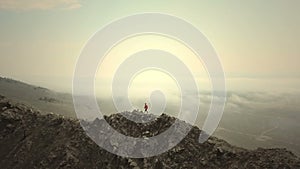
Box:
left=0, top=95, right=299, bottom=169
left=38, top=97, right=61, bottom=103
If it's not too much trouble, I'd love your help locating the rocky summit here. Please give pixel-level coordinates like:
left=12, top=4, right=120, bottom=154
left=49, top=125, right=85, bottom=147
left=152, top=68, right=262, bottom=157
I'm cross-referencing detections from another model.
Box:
left=0, top=95, right=299, bottom=169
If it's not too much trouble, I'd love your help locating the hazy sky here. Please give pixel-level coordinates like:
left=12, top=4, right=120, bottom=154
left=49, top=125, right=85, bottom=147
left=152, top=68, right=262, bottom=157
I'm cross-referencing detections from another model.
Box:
left=0, top=0, right=299, bottom=92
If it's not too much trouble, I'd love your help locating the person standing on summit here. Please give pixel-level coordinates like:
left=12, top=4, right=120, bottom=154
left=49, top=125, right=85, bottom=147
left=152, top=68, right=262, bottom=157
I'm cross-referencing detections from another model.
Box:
left=144, top=103, right=148, bottom=113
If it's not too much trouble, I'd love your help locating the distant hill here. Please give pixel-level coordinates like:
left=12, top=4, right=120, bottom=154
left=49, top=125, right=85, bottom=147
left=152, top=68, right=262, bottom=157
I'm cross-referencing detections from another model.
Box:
left=0, top=77, right=75, bottom=118
left=0, top=96, right=299, bottom=169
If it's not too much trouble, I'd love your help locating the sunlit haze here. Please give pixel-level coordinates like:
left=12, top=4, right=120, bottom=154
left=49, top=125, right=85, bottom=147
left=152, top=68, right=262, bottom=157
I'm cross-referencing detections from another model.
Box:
left=0, top=0, right=299, bottom=93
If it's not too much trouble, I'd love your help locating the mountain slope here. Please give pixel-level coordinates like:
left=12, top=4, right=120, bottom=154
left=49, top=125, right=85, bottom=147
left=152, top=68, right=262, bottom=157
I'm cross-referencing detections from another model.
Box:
left=0, top=77, right=75, bottom=118
left=0, top=95, right=299, bottom=169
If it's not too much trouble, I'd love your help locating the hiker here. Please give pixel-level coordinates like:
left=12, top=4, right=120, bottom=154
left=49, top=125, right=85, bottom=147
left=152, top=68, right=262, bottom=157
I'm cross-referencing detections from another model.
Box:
left=144, top=103, right=148, bottom=113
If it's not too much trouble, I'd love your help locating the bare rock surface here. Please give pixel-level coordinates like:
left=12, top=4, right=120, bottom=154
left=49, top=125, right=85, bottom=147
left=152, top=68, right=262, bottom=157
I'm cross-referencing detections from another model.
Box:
left=0, top=95, right=299, bottom=169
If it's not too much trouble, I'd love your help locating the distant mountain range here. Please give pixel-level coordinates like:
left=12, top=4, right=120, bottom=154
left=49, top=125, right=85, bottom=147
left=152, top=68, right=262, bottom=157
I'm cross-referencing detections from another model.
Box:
left=0, top=77, right=75, bottom=118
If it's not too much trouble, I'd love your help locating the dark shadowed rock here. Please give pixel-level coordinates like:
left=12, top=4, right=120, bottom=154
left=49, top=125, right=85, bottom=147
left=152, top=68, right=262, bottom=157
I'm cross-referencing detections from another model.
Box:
left=0, top=96, right=299, bottom=169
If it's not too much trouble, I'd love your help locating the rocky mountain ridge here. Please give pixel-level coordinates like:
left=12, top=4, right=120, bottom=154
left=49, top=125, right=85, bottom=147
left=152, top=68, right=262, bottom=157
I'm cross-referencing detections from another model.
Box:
left=0, top=95, right=299, bottom=169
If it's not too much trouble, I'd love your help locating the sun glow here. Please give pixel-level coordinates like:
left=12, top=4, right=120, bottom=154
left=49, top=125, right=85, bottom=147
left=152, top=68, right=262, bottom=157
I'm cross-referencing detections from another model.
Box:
left=95, top=34, right=211, bottom=99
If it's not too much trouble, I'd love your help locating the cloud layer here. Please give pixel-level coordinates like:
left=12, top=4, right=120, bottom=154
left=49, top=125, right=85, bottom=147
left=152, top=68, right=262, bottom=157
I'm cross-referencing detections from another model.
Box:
left=0, top=0, right=82, bottom=11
